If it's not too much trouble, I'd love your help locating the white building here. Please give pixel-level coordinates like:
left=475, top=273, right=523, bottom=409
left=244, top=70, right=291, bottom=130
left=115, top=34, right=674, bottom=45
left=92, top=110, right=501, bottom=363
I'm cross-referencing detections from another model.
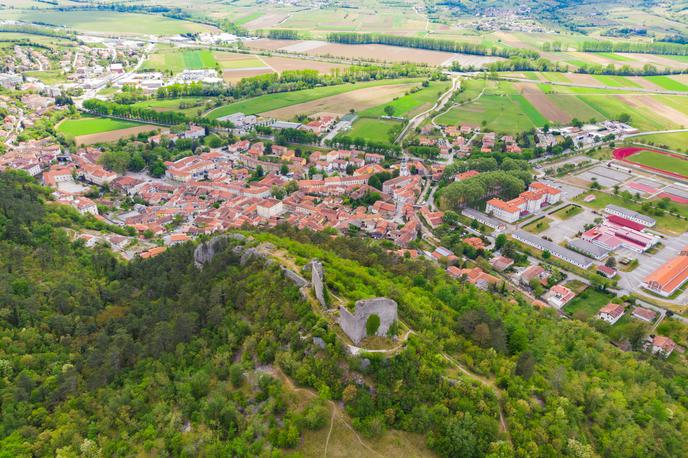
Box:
left=257, top=198, right=284, bottom=218
left=598, top=303, right=625, bottom=325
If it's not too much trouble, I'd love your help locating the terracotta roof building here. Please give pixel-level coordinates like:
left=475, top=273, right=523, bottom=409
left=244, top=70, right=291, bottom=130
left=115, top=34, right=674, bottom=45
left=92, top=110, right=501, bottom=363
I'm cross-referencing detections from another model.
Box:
left=642, top=246, right=688, bottom=297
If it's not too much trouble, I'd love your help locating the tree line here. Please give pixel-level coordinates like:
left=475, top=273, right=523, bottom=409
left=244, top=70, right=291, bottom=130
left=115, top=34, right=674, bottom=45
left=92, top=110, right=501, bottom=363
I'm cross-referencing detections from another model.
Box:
left=326, top=32, right=540, bottom=59
left=579, top=40, right=688, bottom=56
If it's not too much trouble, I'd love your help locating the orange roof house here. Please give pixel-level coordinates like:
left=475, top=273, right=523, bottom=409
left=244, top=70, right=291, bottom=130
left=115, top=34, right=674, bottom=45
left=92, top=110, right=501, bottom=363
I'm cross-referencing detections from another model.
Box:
left=643, top=246, right=688, bottom=297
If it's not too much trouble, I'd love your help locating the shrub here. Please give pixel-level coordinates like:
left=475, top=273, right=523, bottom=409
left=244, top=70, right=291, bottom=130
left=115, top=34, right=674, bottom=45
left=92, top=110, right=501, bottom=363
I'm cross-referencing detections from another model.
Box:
left=366, top=314, right=381, bottom=336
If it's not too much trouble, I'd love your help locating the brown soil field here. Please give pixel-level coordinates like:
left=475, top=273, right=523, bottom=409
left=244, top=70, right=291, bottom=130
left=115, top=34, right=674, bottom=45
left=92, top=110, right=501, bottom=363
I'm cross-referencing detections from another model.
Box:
left=222, top=68, right=274, bottom=83
left=617, top=94, right=688, bottom=127
left=671, top=74, right=688, bottom=84
left=262, top=55, right=349, bottom=73
left=261, top=83, right=416, bottom=119
left=627, top=76, right=665, bottom=91
left=246, top=38, right=295, bottom=51
left=563, top=73, right=601, bottom=86
left=243, top=13, right=291, bottom=30
left=75, top=125, right=160, bottom=146
left=492, top=32, right=538, bottom=50
left=514, top=83, right=570, bottom=123
left=624, top=53, right=688, bottom=70
left=245, top=39, right=502, bottom=67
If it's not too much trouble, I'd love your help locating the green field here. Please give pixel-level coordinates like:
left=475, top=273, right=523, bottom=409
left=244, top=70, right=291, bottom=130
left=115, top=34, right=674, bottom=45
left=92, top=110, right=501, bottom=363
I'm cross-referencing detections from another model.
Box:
left=576, top=94, right=674, bottom=131
left=632, top=132, right=688, bottom=152
left=551, top=204, right=583, bottom=220
left=358, top=80, right=451, bottom=118
left=347, top=118, right=401, bottom=142
left=57, top=117, right=142, bottom=139
left=539, top=72, right=570, bottom=83
left=596, top=52, right=635, bottom=62
left=0, top=10, right=215, bottom=35
left=563, top=287, right=614, bottom=320
left=206, top=78, right=421, bottom=119
left=132, top=97, right=214, bottom=116
left=436, top=81, right=546, bottom=134
left=644, top=76, right=688, bottom=92
left=592, top=75, right=640, bottom=88
left=627, top=150, right=688, bottom=178
left=143, top=49, right=217, bottom=73
left=23, top=70, right=67, bottom=85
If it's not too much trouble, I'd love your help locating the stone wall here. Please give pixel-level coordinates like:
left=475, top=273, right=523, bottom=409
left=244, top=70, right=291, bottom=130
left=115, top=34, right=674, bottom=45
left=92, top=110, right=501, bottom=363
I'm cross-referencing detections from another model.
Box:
left=310, top=259, right=326, bottom=307
left=339, top=297, right=397, bottom=344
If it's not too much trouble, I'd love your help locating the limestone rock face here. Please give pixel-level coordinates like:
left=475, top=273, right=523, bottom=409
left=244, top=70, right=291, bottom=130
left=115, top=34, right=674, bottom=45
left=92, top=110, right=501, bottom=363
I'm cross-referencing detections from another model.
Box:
left=194, top=234, right=247, bottom=268
left=339, top=297, right=398, bottom=344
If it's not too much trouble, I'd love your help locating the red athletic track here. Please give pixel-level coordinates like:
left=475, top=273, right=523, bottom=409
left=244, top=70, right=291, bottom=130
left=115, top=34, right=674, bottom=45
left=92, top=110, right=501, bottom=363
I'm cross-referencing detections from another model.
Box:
left=612, top=147, right=688, bottom=181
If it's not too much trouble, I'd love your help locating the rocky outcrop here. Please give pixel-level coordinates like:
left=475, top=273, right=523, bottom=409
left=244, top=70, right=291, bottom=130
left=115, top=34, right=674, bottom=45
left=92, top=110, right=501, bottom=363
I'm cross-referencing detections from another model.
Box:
left=194, top=234, right=246, bottom=268
left=339, top=297, right=398, bottom=344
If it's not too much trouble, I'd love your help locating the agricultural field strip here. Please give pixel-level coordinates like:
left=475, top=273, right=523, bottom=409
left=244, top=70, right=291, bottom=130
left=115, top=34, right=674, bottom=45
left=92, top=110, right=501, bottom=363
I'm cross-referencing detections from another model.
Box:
left=205, top=78, right=423, bottom=119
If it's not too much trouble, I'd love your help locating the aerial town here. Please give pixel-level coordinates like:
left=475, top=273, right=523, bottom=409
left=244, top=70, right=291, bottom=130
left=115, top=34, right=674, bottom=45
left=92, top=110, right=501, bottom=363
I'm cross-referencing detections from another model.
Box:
left=2, top=2, right=688, bottom=455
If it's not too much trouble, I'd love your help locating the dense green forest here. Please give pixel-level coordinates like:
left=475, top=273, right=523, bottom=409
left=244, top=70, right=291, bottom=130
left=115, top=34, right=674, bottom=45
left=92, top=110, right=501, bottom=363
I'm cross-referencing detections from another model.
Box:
left=1, top=170, right=688, bottom=457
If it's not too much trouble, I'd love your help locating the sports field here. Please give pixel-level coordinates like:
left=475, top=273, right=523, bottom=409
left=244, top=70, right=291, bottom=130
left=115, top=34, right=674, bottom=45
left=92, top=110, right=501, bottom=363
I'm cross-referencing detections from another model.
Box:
left=205, top=78, right=421, bottom=119
left=142, top=49, right=217, bottom=73
left=613, top=147, right=688, bottom=180
left=57, top=118, right=143, bottom=139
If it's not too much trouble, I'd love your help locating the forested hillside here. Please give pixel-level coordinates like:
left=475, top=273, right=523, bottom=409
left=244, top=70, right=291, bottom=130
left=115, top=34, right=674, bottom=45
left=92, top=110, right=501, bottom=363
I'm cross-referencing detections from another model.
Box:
left=1, top=170, right=688, bottom=457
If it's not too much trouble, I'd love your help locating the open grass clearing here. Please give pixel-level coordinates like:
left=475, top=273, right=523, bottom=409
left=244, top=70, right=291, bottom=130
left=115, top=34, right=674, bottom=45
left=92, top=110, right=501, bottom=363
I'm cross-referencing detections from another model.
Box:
left=206, top=78, right=422, bottom=119
left=644, top=76, right=688, bottom=92
left=358, top=80, right=451, bottom=118
left=143, top=49, right=217, bottom=73
left=57, top=117, right=143, bottom=139
left=563, top=287, right=614, bottom=320
left=522, top=216, right=553, bottom=234
left=550, top=204, right=583, bottom=220
left=262, top=83, right=417, bottom=119
left=632, top=132, right=688, bottom=153
left=346, top=118, right=401, bottom=143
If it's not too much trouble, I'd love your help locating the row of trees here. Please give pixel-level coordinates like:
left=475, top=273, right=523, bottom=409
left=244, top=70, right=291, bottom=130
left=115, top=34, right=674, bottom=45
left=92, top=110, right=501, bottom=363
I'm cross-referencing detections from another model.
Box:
left=483, top=57, right=676, bottom=76
left=83, top=99, right=187, bottom=125
left=579, top=40, right=688, bottom=55
left=326, top=32, right=540, bottom=59
left=156, top=65, right=437, bottom=102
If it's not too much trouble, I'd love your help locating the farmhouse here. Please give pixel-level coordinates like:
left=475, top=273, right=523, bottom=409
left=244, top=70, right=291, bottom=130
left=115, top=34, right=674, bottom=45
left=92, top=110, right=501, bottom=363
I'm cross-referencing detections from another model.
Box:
left=632, top=307, right=657, bottom=323
left=651, top=335, right=676, bottom=358
left=542, top=284, right=576, bottom=309
left=598, top=303, right=625, bottom=325
left=642, top=246, right=688, bottom=297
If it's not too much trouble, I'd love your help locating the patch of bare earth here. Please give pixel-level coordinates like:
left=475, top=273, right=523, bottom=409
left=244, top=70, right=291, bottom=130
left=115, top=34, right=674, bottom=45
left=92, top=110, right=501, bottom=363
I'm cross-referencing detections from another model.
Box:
left=245, top=38, right=296, bottom=51
left=564, top=73, right=601, bottom=86
left=261, top=83, right=415, bottom=119
left=75, top=125, right=160, bottom=146
left=243, top=13, right=291, bottom=30
left=624, top=53, right=688, bottom=70
left=514, top=83, right=571, bottom=123
left=627, top=77, right=665, bottom=91
left=222, top=68, right=275, bottom=83
left=617, top=95, right=688, bottom=128
left=262, top=55, right=349, bottom=73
